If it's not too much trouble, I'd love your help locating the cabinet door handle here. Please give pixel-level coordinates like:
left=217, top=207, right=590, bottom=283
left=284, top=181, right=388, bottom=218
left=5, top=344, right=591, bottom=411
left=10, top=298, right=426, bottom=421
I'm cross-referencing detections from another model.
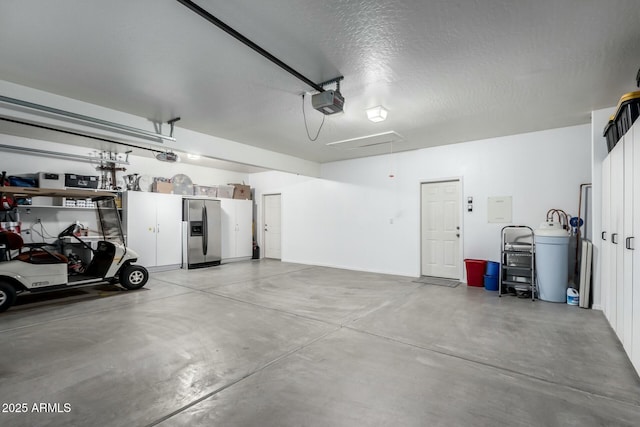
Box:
left=612, top=233, right=618, bottom=244
left=602, top=231, right=607, bottom=241
left=626, top=237, right=635, bottom=250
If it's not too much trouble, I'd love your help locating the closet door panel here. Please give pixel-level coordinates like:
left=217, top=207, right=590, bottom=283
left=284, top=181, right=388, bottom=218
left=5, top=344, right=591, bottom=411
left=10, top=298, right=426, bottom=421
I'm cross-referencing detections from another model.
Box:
left=602, top=155, right=612, bottom=323
left=623, top=131, right=634, bottom=352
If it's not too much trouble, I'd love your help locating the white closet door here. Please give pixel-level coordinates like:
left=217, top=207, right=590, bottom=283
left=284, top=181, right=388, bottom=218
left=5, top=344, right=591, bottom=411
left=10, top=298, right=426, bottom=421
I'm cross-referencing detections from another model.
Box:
left=623, top=130, right=634, bottom=352
left=633, top=123, right=640, bottom=374
left=235, top=199, right=253, bottom=258
left=612, top=140, right=625, bottom=339
left=125, top=191, right=158, bottom=268
left=602, top=155, right=611, bottom=323
left=155, top=194, right=183, bottom=267
left=220, top=199, right=235, bottom=259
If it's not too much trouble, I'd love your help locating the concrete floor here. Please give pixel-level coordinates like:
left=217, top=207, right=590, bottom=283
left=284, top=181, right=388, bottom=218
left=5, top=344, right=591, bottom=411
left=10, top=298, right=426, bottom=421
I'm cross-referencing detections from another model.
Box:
left=1, top=260, right=639, bottom=426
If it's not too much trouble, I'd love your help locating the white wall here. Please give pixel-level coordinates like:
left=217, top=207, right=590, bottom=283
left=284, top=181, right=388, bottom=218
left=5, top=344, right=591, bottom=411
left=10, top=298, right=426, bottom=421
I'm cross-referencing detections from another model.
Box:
left=591, top=107, right=616, bottom=310
left=251, top=124, right=592, bottom=278
left=0, top=134, right=249, bottom=243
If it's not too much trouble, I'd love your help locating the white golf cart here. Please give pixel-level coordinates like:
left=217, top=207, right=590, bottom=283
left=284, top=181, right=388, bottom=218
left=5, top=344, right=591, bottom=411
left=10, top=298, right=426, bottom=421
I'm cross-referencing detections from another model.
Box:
left=0, top=186, right=149, bottom=312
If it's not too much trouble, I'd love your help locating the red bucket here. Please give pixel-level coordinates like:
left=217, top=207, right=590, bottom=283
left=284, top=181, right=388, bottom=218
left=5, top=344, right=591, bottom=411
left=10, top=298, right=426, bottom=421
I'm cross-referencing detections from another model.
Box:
left=464, top=259, right=487, bottom=287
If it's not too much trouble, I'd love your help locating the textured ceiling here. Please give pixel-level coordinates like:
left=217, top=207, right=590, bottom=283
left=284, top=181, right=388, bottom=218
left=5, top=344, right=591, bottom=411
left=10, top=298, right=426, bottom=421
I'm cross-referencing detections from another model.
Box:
left=0, top=0, right=639, bottom=164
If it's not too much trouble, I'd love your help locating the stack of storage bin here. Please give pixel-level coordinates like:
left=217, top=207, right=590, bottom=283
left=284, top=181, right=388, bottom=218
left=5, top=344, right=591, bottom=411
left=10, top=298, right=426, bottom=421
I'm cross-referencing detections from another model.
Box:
left=603, top=91, right=640, bottom=152
left=484, top=261, right=500, bottom=291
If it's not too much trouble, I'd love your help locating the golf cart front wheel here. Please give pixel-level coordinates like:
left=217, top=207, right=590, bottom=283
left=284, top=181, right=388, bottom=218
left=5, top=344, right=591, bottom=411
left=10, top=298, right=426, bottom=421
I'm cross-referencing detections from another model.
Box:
left=0, top=281, right=17, bottom=313
left=119, top=265, right=149, bottom=290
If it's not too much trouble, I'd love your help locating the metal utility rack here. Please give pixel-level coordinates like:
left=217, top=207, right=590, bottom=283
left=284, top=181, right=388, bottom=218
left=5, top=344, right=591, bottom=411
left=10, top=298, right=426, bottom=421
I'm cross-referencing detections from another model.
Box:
left=500, top=225, right=536, bottom=301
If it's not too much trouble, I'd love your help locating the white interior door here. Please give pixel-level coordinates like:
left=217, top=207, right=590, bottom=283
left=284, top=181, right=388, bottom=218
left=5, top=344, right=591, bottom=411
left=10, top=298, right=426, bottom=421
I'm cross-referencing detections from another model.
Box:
left=421, top=180, right=461, bottom=279
left=264, top=194, right=282, bottom=259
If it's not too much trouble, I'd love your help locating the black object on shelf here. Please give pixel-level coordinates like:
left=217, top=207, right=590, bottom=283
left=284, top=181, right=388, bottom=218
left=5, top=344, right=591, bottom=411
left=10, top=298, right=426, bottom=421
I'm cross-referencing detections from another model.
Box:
left=65, top=174, right=99, bottom=189
left=604, top=91, right=640, bottom=152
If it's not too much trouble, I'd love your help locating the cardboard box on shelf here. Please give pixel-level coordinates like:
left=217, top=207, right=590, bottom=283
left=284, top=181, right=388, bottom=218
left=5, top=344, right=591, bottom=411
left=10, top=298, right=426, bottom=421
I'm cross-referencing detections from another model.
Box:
left=193, top=185, right=217, bottom=198
left=153, top=181, right=174, bottom=194
left=230, top=184, right=251, bottom=200
left=215, top=185, right=235, bottom=199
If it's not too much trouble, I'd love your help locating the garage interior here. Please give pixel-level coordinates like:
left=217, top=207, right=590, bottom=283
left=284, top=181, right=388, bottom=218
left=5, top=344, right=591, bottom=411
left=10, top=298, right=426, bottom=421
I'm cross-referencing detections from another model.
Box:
left=1, top=1, right=640, bottom=426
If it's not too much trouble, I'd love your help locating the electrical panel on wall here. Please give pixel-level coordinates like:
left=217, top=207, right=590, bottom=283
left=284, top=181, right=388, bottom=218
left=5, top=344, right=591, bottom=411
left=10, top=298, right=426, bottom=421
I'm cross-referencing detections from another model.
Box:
left=487, top=196, right=512, bottom=223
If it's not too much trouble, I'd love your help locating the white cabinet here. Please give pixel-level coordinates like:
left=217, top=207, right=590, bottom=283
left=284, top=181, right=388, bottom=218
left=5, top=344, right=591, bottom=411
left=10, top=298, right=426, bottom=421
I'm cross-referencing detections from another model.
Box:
left=602, top=120, right=640, bottom=375
left=633, top=123, right=640, bottom=372
left=623, top=130, right=634, bottom=352
left=602, top=155, right=611, bottom=323
left=612, top=140, right=624, bottom=341
left=123, top=192, right=183, bottom=269
left=220, top=198, right=252, bottom=261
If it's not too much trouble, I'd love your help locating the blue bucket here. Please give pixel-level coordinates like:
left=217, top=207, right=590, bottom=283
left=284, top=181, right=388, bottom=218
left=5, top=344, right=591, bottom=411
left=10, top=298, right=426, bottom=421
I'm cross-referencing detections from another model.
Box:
left=484, top=275, right=499, bottom=291
left=486, top=261, right=500, bottom=277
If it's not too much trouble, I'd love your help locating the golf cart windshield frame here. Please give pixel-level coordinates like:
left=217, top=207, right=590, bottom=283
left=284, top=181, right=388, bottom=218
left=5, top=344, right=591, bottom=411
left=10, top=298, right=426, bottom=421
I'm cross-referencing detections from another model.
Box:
left=93, top=196, right=125, bottom=245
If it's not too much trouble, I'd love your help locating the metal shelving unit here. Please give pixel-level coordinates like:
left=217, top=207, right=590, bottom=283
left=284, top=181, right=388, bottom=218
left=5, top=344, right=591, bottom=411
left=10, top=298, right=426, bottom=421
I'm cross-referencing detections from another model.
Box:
left=500, top=225, right=536, bottom=301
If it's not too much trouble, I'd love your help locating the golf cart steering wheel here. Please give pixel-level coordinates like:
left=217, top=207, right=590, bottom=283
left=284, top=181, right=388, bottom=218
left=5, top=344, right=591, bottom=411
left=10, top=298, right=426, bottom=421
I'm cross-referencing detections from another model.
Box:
left=58, top=223, right=78, bottom=239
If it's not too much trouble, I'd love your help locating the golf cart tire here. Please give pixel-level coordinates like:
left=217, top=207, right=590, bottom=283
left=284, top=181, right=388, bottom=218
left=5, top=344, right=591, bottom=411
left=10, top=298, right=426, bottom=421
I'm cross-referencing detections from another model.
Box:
left=119, top=264, right=149, bottom=290
left=0, top=281, right=17, bottom=313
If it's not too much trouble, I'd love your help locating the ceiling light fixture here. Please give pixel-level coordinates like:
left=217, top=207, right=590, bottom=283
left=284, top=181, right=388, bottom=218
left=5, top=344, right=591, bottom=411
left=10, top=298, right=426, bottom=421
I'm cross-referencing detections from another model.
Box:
left=187, top=153, right=201, bottom=160
left=156, top=151, right=179, bottom=163
left=366, top=105, right=388, bottom=123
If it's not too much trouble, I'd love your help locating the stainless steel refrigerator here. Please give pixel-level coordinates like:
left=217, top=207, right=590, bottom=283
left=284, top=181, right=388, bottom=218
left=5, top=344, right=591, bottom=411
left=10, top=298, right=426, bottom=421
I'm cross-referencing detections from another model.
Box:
left=183, top=198, right=221, bottom=268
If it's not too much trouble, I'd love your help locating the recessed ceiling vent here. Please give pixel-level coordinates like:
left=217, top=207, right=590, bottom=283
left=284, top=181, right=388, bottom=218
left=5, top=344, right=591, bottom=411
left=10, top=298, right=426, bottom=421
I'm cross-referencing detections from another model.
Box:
left=326, top=131, right=404, bottom=150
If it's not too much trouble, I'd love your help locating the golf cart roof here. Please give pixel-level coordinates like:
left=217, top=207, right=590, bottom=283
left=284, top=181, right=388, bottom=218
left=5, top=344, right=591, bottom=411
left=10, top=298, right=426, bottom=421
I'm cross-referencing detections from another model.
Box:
left=0, top=186, right=115, bottom=200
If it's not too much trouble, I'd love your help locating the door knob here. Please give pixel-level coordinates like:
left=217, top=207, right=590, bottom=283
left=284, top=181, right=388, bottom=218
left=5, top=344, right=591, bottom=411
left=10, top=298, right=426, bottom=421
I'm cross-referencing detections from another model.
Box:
left=456, top=233, right=460, bottom=238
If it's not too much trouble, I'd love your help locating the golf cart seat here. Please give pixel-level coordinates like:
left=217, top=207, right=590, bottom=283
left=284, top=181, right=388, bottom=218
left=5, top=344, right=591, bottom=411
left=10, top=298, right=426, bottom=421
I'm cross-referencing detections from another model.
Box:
left=0, top=231, right=68, bottom=264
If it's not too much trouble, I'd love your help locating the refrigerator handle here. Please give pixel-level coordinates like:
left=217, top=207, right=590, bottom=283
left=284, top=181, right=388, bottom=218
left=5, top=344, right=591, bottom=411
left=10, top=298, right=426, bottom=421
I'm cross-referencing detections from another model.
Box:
left=203, top=205, right=208, bottom=256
